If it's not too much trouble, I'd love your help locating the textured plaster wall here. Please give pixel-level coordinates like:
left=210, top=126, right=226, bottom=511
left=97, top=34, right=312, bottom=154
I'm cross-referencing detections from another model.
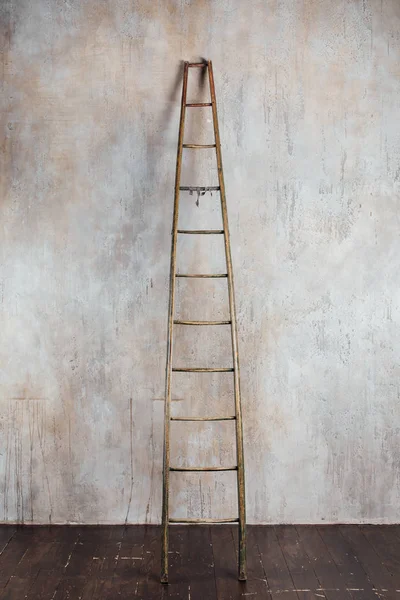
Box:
left=1, top=0, right=400, bottom=524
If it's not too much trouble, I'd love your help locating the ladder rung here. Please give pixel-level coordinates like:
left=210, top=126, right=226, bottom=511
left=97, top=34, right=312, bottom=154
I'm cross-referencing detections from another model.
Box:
left=170, top=466, right=237, bottom=472
left=176, top=274, right=227, bottom=278
left=171, top=416, right=236, bottom=421
left=169, top=518, right=239, bottom=524
left=183, top=144, right=216, bottom=149
left=172, top=368, right=234, bottom=373
left=177, top=230, right=224, bottom=235
left=188, top=63, right=208, bottom=68
left=173, top=320, right=231, bottom=326
left=179, top=186, right=220, bottom=192
left=186, top=103, right=212, bottom=107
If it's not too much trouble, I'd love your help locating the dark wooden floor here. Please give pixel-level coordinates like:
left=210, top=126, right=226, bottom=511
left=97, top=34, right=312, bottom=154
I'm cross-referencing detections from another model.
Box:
left=0, top=525, right=400, bottom=599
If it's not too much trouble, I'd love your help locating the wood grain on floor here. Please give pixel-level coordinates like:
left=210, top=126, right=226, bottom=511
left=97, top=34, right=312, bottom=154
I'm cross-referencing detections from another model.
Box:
left=0, top=525, right=399, bottom=599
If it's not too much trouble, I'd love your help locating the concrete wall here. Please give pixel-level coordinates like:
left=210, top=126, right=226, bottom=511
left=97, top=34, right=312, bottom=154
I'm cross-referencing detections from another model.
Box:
left=1, top=0, right=400, bottom=524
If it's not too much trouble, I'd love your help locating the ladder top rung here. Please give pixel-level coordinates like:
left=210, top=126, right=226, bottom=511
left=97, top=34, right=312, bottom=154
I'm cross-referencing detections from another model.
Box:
left=186, top=103, right=212, bottom=107
left=171, top=416, right=236, bottom=421
left=183, top=144, right=216, bottom=149
left=176, top=274, right=227, bottom=278
left=169, top=517, right=239, bottom=524
left=172, top=368, right=234, bottom=373
left=177, top=230, right=224, bottom=235
left=187, top=62, right=208, bottom=68
left=179, top=186, right=220, bottom=191
left=173, top=320, right=231, bottom=326
left=170, top=466, right=237, bottom=472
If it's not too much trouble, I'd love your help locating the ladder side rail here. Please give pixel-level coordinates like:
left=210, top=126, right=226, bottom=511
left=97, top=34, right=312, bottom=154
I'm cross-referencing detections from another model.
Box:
left=161, top=61, right=189, bottom=584
left=208, top=60, right=247, bottom=582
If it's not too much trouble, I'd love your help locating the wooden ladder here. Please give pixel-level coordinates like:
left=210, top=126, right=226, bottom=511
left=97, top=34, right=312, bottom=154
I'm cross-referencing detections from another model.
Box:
left=161, top=60, right=247, bottom=583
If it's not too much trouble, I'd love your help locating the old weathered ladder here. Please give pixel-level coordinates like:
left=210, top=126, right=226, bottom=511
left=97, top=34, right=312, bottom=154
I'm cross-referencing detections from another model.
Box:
left=161, top=60, right=246, bottom=583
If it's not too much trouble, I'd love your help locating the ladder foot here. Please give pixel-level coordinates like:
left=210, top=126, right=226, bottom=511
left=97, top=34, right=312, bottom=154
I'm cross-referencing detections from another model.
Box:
left=238, top=572, right=247, bottom=582
left=161, top=573, right=169, bottom=584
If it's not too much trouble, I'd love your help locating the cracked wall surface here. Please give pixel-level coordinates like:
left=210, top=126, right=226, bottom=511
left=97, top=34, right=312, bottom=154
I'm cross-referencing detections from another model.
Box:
left=1, top=0, right=400, bottom=524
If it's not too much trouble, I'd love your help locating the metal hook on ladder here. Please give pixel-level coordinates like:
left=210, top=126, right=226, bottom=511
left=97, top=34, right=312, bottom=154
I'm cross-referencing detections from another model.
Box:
left=161, top=60, right=247, bottom=584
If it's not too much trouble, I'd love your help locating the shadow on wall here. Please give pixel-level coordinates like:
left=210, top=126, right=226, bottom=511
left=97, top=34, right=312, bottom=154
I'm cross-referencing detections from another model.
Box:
left=146, top=60, right=184, bottom=184
left=146, top=57, right=208, bottom=182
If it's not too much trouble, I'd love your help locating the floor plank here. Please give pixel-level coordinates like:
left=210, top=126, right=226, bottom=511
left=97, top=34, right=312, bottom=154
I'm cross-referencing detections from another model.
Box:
left=186, top=526, right=217, bottom=600
left=275, top=526, right=326, bottom=600
left=340, top=526, right=398, bottom=600
left=360, top=526, right=400, bottom=590
left=318, top=526, right=378, bottom=600
left=254, top=526, right=297, bottom=599
left=93, top=526, right=125, bottom=578
left=53, top=576, right=89, bottom=599
left=0, top=530, right=16, bottom=556
left=211, top=525, right=248, bottom=599
left=28, top=570, right=62, bottom=600
left=81, top=579, right=114, bottom=600
left=0, top=534, right=30, bottom=591
left=164, top=525, right=190, bottom=598
left=0, top=525, right=398, bottom=599
left=135, top=526, right=164, bottom=600
left=296, top=526, right=352, bottom=600
left=37, top=527, right=81, bottom=573
left=0, top=576, right=34, bottom=600
left=14, top=541, right=55, bottom=580
left=63, top=530, right=99, bottom=578
left=115, top=526, right=145, bottom=580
